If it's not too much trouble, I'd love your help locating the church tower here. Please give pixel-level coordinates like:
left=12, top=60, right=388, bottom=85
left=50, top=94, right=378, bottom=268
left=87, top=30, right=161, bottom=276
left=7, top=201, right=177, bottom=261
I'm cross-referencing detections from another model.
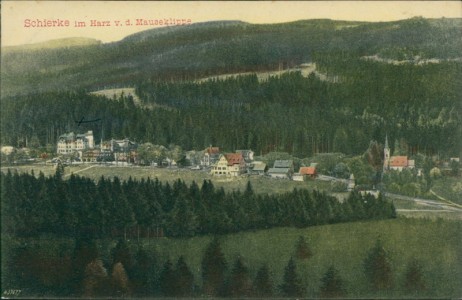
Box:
left=383, top=134, right=390, bottom=171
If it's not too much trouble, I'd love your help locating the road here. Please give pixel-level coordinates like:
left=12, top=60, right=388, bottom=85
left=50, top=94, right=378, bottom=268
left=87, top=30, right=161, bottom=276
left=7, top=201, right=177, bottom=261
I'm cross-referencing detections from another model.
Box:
left=63, top=164, right=97, bottom=178
left=384, top=192, right=462, bottom=213
left=316, top=175, right=462, bottom=214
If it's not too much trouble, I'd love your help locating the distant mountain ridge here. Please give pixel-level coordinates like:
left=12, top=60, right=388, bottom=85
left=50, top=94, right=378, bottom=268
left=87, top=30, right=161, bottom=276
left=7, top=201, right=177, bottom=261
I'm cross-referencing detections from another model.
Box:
left=2, top=37, right=101, bottom=52
left=1, top=18, right=461, bottom=97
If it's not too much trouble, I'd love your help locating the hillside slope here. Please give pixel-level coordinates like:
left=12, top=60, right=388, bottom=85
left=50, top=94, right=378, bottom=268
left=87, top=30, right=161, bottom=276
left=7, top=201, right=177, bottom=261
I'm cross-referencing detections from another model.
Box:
left=3, top=218, right=461, bottom=297
left=1, top=18, right=461, bottom=96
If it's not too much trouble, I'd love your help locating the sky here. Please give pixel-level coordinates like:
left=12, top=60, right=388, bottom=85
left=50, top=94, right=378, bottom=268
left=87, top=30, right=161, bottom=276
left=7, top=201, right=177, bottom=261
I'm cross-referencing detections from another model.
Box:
left=2, top=1, right=462, bottom=47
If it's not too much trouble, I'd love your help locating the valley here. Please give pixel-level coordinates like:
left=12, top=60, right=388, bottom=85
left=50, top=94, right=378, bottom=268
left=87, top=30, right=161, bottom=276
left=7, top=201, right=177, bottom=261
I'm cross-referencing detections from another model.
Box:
left=1, top=16, right=461, bottom=298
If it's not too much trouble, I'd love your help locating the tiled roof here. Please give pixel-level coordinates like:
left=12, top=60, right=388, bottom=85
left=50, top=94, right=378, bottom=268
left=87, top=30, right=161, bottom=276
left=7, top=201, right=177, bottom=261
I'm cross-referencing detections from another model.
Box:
left=225, top=153, right=244, bottom=166
left=390, top=156, right=408, bottom=167
left=58, top=132, right=75, bottom=141
left=299, top=166, right=316, bottom=175
left=236, top=150, right=251, bottom=154
left=268, top=167, right=290, bottom=174
left=274, top=160, right=293, bottom=168
left=236, top=149, right=254, bottom=161
left=206, top=147, right=220, bottom=154
left=252, top=162, right=266, bottom=171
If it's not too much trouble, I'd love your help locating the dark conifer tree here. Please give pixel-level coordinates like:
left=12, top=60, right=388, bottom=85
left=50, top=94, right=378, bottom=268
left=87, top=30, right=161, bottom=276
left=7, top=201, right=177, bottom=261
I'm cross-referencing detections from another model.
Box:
left=75, top=177, right=100, bottom=238
left=111, top=239, right=134, bottom=281
left=253, top=264, right=273, bottom=297
left=244, top=181, right=254, bottom=198
left=159, top=259, right=175, bottom=297
left=364, top=239, right=393, bottom=291
left=280, top=257, right=304, bottom=297
left=132, top=191, right=152, bottom=241
left=130, top=247, right=155, bottom=296
left=319, top=265, right=346, bottom=298
left=1, top=169, right=396, bottom=239
left=295, top=236, right=313, bottom=260
left=110, top=177, right=136, bottom=239
left=173, top=256, right=195, bottom=297
left=160, top=182, right=174, bottom=213
left=243, top=181, right=262, bottom=229
left=200, top=180, right=215, bottom=200
left=167, top=194, right=198, bottom=237
left=403, top=259, right=426, bottom=294
left=228, top=194, right=249, bottom=232
left=1, top=170, right=20, bottom=235
left=201, top=238, right=227, bottom=296
left=189, top=180, right=201, bottom=209
left=226, top=256, right=253, bottom=297
left=72, top=238, right=99, bottom=294
left=292, top=195, right=310, bottom=227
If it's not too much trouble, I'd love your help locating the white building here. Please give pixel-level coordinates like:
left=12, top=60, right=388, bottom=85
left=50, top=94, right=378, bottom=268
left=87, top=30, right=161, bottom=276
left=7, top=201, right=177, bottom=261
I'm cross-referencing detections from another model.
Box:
left=210, top=153, right=246, bottom=176
left=383, top=135, right=414, bottom=172
left=1, top=146, right=15, bottom=156
left=57, top=131, right=94, bottom=155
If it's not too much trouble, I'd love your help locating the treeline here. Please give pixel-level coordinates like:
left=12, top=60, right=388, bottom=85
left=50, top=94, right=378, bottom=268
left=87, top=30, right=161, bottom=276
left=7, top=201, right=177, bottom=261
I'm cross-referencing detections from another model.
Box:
left=3, top=18, right=461, bottom=97
left=3, top=236, right=428, bottom=298
left=1, top=170, right=396, bottom=239
left=2, top=58, right=460, bottom=158
left=135, top=60, right=461, bottom=157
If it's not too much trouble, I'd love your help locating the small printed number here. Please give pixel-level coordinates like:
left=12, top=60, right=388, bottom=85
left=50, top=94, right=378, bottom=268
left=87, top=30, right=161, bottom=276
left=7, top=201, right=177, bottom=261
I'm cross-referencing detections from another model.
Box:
left=2, top=289, right=22, bottom=297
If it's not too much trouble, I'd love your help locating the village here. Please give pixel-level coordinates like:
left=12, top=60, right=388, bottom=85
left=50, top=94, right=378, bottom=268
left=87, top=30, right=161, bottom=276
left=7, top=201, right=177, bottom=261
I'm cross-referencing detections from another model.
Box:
left=2, top=7, right=462, bottom=298
left=2, top=129, right=458, bottom=195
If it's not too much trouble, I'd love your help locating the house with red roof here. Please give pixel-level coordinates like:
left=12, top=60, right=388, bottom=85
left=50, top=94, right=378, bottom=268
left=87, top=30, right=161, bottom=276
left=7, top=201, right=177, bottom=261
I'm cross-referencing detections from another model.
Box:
left=293, top=166, right=317, bottom=181
left=210, top=153, right=246, bottom=176
left=300, top=166, right=317, bottom=178
left=202, top=146, right=220, bottom=166
left=383, top=136, right=415, bottom=171
left=387, top=156, right=415, bottom=171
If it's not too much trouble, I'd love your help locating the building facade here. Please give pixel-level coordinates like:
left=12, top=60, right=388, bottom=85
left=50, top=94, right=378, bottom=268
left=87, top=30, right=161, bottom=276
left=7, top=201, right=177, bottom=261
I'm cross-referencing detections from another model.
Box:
left=210, top=153, right=245, bottom=176
left=57, top=131, right=94, bottom=155
left=383, top=135, right=415, bottom=171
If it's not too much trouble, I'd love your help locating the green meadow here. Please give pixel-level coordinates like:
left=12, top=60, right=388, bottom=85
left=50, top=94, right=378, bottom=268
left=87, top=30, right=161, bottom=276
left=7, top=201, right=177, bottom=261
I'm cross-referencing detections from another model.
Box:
left=432, top=177, right=462, bottom=206
left=141, top=218, right=461, bottom=298
left=3, top=164, right=461, bottom=222
left=1, top=164, right=332, bottom=194
left=5, top=218, right=461, bottom=298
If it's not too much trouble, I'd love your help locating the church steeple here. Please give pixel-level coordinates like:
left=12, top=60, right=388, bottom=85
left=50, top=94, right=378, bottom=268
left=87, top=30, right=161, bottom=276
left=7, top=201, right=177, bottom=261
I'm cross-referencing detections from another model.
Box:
left=383, top=134, right=390, bottom=171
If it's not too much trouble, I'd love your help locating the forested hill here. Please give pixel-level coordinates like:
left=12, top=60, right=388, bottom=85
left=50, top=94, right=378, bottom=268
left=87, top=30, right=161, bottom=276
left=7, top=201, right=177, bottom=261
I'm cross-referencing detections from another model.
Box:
left=1, top=18, right=461, bottom=157
left=1, top=18, right=461, bottom=96
left=2, top=63, right=461, bottom=157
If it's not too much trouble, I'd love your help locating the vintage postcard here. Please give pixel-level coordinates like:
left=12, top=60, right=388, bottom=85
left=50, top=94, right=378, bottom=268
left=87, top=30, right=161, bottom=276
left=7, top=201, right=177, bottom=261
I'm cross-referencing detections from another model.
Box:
left=1, top=1, right=461, bottom=299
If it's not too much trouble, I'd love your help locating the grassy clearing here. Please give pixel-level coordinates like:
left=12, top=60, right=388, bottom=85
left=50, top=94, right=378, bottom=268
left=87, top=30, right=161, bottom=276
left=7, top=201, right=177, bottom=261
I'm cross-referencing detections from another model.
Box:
left=1, top=164, right=58, bottom=178
left=195, top=63, right=317, bottom=83
left=145, top=218, right=462, bottom=298
left=89, top=88, right=174, bottom=111
left=2, top=164, right=332, bottom=195
left=396, top=210, right=462, bottom=220
left=390, top=198, right=443, bottom=210
left=90, top=88, right=140, bottom=102
left=432, top=177, right=462, bottom=205
left=8, top=218, right=462, bottom=298
left=4, top=164, right=460, bottom=222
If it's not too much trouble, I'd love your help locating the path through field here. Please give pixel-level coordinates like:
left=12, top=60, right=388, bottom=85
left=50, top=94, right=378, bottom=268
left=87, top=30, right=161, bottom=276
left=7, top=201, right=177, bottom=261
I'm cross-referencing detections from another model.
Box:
left=64, top=164, right=96, bottom=178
